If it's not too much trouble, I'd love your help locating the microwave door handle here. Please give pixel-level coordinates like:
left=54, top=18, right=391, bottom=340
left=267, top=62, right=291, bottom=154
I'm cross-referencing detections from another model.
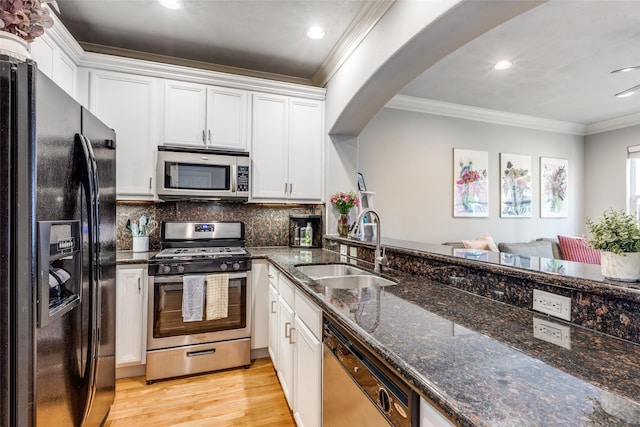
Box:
left=231, top=163, right=236, bottom=193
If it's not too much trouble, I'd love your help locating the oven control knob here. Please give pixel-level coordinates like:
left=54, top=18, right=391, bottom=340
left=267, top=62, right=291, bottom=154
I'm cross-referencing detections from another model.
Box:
left=232, top=262, right=240, bottom=271
left=161, top=265, right=171, bottom=274
left=220, top=263, right=228, bottom=271
left=176, top=265, right=185, bottom=273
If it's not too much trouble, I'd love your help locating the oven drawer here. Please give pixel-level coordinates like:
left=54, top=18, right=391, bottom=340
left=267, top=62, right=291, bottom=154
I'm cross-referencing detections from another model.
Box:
left=146, top=338, right=250, bottom=382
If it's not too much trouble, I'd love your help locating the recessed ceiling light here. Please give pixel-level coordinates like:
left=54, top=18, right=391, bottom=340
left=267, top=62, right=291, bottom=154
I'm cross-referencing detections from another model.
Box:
left=306, top=26, right=325, bottom=40
left=494, top=60, right=513, bottom=70
left=158, top=0, right=183, bottom=10
left=615, top=84, right=640, bottom=98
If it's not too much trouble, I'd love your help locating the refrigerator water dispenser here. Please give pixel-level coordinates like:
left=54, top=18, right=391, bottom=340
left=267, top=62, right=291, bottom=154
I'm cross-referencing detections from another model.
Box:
left=37, top=220, right=82, bottom=327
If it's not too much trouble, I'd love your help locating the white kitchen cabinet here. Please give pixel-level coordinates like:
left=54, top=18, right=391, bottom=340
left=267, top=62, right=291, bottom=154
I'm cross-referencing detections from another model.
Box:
left=268, top=283, right=279, bottom=367
left=115, top=265, right=148, bottom=368
left=277, top=294, right=295, bottom=409
left=163, top=80, right=248, bottom=150
left=420, top=397, right=455, bottom=427
left=30, top=33, right=76, bottom=98
left=89, top=70, right=159, bottom=200
left=251, top=93, right=323, bottom=202
left=250, top=260, right=269, bottom=351
left=267, top=265, right=280, bottom=365
left=268, top=267, right=322, bottom=423
left=293, top=313, right=322, bottom=427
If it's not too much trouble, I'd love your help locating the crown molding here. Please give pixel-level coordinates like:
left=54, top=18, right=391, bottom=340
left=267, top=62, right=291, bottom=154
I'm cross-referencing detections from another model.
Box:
left=45, top=6, right=84, bottom=64
left=585, top=112, right=640, bottom=135
left=386, top=94, right=587, bottom=135
left=311, top=0, right=395, bottom=87
left=79, top=51, right=326, bottom=100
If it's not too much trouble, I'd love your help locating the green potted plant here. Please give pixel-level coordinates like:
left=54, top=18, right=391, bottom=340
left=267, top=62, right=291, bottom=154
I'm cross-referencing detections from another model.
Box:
left=586, top=208, right=640, bottom=281
left=0, top=0, right=55, bottom=60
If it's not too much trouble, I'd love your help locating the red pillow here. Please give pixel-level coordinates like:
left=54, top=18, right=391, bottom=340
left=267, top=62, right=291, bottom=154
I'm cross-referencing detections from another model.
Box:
left=557, top=235, right=601, bottom=265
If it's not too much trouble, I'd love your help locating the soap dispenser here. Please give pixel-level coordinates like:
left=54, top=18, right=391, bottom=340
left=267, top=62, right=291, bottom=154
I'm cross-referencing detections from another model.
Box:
left=305, top=222, right=313, bottom=247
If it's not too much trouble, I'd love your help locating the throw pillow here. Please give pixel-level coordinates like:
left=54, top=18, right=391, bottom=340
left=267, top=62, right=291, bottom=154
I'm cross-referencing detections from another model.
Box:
left=498, top=240, right=555, bottom=258
left=557, top=235, right=601, bottom=264
left=462, top=233, right=499, bottom=252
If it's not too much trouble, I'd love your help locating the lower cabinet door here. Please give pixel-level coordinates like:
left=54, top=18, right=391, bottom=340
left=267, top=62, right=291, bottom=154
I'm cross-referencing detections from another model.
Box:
left=293, top=317, right=321, bottom=427
left=268, top=284, right=279, bottom=368
left=277, top=297, right=295, bottom=409
left=115, top=265, right=148, bottom=366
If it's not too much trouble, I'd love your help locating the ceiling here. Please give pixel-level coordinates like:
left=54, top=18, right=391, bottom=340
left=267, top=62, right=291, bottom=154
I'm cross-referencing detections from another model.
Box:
left=399, top=0, right=640, bottom=126
left=53, top=0, right=388, bottom=86
left=53, top=0, right=640, bottom=127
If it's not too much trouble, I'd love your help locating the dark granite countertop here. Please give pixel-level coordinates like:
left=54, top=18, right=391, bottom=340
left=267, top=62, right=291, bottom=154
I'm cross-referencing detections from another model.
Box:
left=328, top=236, right=640, bottom=304
left=250, top=247, right=640, bottom=426
left=116, top=250, right=157, bottom=264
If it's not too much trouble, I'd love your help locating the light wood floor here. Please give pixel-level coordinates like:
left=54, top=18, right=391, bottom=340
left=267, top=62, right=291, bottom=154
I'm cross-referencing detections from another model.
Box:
left=105, top=358, right=295, bottom=427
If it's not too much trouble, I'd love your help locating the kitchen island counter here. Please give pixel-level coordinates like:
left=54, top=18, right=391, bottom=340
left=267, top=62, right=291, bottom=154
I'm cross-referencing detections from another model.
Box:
left=249, top=247, right=640, bottom=426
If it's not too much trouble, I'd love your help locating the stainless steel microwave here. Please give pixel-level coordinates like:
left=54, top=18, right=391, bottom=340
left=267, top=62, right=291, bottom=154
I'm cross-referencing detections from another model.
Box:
left=156, top=146, right=250, bottom=200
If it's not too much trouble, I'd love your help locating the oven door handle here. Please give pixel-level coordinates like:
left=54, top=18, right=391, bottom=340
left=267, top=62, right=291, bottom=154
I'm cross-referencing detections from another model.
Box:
left=151, top=272, right=248, bottom=283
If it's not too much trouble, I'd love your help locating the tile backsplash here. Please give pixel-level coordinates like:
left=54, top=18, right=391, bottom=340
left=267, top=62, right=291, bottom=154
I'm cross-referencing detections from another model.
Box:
left=117, top=201, right=324, bottom=250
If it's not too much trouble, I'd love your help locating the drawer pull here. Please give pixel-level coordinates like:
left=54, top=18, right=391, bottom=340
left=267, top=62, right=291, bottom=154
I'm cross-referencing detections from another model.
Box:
left=186, top=349, right=216, bottom=357
left=271, top=300, right=277, bottom=314
left=285, top=322, right=292, bottom=338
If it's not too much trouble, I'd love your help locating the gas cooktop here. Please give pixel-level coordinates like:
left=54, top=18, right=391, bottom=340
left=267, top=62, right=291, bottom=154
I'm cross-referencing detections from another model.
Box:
left=154, top=246, right=247, bottom=259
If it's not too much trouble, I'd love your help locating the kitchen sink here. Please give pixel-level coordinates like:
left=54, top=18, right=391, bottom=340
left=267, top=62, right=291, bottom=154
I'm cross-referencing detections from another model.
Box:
left=294, top=263, right=396, bottom=290
left=313, top=275, right=396, bottom=289
left=294, top=263, right=371, bottom=279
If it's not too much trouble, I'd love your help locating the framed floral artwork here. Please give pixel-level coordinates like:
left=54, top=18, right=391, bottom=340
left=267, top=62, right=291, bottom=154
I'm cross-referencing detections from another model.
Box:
left=500, top=153, right=532, bottom=217
left=540, top=157, right=568, bottom=218
left=453, top=148, right=489, bottom=217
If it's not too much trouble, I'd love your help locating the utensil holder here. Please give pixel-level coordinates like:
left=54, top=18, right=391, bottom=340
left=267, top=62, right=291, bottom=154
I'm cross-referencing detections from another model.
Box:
left=132, top=236, right=149, bottom=253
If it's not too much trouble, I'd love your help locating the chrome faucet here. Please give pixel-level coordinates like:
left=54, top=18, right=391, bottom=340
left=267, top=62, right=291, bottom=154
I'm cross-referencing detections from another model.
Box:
left=350, top=208, right=387, bottom=273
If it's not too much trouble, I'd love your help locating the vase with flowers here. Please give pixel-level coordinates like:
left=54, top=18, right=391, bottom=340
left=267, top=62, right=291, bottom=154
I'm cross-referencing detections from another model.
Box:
left=586, top=208, right=640, bottom=281
left=330, top=190, right=359, bottom=237
left=0, top=0, right=55, bottom=61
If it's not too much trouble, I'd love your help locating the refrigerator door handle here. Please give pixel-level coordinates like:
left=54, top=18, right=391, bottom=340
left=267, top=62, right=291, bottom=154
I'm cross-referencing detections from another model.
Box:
left=76, top=134, right=101, bottom=423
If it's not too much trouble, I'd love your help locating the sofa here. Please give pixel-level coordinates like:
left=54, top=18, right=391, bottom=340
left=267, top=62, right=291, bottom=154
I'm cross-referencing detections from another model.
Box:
left=443, top=235, right=601, bottom=264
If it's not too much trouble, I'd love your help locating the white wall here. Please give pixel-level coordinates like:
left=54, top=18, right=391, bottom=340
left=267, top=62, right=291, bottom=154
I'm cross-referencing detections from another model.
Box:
left=357, top=107, right=585, bottom=244
left=584, top=124, right=640, bottom=220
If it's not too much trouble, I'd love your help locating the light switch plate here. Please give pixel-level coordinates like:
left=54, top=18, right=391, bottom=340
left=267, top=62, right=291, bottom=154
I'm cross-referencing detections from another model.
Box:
left=349, top=247, right=358, bottom=257
left=533, top=317, right=571, bottom=349
left=340, top=244, right=348, bottom=255
left=532, top=289, right=571, bottom=321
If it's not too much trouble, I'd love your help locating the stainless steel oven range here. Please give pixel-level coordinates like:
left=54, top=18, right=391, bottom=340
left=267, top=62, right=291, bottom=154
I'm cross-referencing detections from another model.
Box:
left=146, top=221, right=252, bottom=383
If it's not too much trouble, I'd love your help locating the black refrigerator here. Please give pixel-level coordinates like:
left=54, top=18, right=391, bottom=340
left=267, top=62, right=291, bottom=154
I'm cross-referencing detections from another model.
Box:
left=0, top=56, right=116, bottom=426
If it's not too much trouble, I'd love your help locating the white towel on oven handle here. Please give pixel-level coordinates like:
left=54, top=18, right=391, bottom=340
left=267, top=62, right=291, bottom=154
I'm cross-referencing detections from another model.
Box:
left=206, top=273, right=229, bottom=320
left=182, top=275, right=205, bottom=322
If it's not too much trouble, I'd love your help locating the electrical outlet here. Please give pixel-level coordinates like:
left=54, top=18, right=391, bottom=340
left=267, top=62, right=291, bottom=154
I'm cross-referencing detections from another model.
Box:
left=533, top=317, right=571, bottom=349
left=532, top=289, right=571, bottom=321
left=340, top=244, right=348, bottom=255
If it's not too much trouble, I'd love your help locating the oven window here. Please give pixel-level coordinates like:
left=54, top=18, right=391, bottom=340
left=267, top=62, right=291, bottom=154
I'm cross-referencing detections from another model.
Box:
left=165, top=162, right=231, bottom=190
left=153, top=276, right=246, bottom=338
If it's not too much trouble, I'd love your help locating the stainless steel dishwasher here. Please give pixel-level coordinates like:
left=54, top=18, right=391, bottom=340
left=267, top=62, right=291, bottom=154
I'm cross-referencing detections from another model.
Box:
left=323, top=316, right=417, bottom=426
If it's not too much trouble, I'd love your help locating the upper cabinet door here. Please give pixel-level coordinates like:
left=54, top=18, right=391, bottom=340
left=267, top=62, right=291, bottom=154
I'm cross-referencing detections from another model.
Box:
left=163, top=80, right=208, bottom=147
left=251, top=93, right=289, bottom=199
left=288, top=98, right=324, bottom=201
left=206, top=86, right=248, bottom=151
left=251, top=93, right=324, bottom=203
left=90, top=70, right=159, bottom=200
left=163, top=81, right=249, bottom=150
left=30, top=34, right=77, bottom=99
